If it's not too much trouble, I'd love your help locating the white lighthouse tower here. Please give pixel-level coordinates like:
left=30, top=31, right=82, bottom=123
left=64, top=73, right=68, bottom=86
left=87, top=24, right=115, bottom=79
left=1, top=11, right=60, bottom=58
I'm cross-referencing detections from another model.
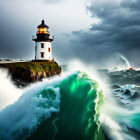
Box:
left=32, top=20, right=54, bottom=60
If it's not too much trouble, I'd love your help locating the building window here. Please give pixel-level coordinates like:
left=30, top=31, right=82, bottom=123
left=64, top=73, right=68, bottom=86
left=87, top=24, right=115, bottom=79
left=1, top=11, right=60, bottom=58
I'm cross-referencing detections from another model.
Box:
left=41, top=43, right=44, bottom=48
left=48, top=48, right=51, bottom=52
left=40, top=52, right=44, bottom=58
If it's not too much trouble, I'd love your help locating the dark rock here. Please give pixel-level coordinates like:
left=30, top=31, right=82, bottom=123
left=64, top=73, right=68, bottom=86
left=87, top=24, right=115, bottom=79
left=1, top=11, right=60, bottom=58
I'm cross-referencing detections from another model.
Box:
left=0, top=61, right=61, bottom=88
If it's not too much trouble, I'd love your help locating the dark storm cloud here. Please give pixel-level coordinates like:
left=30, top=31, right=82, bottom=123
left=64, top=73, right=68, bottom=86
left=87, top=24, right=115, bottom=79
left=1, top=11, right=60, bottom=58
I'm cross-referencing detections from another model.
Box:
left=0, top=0, right=140, bottom=67
left=68, top=0, right=140, bottom=67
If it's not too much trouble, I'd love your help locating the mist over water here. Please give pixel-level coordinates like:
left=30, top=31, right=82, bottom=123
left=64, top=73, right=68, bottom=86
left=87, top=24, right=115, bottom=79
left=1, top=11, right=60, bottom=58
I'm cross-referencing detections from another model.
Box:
left=119, top=54, right=131, bottom=69
left=107, top=54, right=132, bottom=71
left=99, top=56, right=140, bottom=140
left=0, top=69, right=22, bottom=109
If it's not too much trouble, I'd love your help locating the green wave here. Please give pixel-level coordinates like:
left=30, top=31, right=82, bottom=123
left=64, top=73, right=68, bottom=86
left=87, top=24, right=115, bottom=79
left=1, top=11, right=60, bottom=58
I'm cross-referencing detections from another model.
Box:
left=27, top=71, right=106, bottom=140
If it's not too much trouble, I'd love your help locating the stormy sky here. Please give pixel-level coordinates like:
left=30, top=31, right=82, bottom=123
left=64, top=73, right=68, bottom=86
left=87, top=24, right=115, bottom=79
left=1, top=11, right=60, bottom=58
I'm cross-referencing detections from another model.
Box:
left=0, top=0, right=140, bottom=68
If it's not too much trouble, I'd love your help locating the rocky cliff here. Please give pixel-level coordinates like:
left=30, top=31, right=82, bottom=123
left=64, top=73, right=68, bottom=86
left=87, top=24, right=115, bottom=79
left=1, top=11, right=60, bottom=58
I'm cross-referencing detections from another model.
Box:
left=0, top=61, right=61, bottom=87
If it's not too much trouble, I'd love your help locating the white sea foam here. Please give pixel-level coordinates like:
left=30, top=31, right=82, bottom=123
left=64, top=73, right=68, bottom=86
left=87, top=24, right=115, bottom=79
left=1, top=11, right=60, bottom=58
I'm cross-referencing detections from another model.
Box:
left=0, top=79, right=61, bottom=140
left=0, top=60, right=139, bottom=140
left=0, top=68, right=79, bottom=140
left=64, top=60, right=135, bottom=140
left=0, top=69, right=22, bottom=110
left=107, top=53, right=132, bottom=71
left=114, top=85, right=135, bottom=99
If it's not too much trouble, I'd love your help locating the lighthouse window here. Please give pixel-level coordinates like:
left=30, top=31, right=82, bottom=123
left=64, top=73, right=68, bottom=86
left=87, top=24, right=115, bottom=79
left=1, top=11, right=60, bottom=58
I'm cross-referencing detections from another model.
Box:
left=48, top=48, right=51, bottom=52
left=41, top=52, right=44, bottom=58
left=41, top=43, right=44, bottom=48
left=38, top=28, right=47, bottom=34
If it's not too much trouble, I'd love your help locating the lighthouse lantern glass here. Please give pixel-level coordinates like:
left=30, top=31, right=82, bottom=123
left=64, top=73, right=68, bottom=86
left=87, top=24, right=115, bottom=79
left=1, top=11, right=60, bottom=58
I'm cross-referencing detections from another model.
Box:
left=37, top=27, right=48, bottom=34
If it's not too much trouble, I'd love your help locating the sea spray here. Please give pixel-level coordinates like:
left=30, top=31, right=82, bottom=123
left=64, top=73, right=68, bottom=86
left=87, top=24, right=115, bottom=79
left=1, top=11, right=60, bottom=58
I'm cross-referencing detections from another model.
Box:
left=0, top=69, right=22, bottom=109
left=0, top=86, right=60, bottom=140
left=107, top=53, right=131, bottom=71
left=99, top=69, right=140, bottom=140
left=118, top=54, right=131, bottom=70
left=94, top=90, right=105, bottom=140
left=0, top=71, right=106, bottom=140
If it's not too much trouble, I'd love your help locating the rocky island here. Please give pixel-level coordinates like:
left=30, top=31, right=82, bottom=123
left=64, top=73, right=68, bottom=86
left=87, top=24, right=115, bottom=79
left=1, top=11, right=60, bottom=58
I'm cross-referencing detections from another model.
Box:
left=0, top=61, right=61, bottom=87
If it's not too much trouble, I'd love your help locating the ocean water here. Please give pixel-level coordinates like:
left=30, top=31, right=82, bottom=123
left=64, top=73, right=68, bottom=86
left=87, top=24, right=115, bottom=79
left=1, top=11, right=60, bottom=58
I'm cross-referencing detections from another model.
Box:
left=99, top=69, right=140, bottom=140
left=0, top=65, right=140, bottom=140
left=0, top=70, right=105, bottom=140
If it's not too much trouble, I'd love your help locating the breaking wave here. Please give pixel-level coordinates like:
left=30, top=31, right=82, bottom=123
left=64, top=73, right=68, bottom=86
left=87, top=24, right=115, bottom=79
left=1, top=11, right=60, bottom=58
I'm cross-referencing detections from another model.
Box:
left=1, top=61, right=140, bottom=140
left=0, top=71, right=105, bottom=140
left=99, top=69, right=140, bottom=140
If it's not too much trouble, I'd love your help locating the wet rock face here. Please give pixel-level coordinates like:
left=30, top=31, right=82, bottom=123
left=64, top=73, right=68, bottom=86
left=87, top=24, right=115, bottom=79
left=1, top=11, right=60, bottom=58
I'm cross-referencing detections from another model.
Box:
left=0, top=61, right=61, bottom=87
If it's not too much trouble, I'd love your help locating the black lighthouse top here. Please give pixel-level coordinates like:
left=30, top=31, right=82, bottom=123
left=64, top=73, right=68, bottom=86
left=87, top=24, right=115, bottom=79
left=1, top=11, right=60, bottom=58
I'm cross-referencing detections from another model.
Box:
left=32, top=20, right=53, bottom=42
left=37, top=20, right=49, bottom=28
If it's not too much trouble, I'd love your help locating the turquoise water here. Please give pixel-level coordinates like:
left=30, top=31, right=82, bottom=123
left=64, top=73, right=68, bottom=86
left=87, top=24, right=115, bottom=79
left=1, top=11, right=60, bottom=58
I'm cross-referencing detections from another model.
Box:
left=1, top=69, right=140, bottom=140
left=0, top=71, right=106, bottom=140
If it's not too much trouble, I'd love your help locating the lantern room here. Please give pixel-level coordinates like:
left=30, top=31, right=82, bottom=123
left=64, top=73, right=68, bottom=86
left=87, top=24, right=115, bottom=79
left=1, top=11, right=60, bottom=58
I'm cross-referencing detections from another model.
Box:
left=37, top=20, right=50, bottom=34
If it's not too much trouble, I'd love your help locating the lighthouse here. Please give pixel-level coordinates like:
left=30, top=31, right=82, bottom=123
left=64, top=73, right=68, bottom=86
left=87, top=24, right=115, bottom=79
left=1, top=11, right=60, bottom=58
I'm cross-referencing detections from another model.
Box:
left=32, top=20, right=54, bottom=60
